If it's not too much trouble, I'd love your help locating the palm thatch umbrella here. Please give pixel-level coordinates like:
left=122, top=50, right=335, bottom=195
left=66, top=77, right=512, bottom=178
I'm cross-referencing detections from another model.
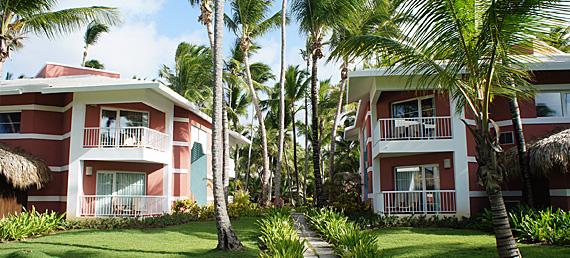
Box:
left=0, top=142, right=51, bottom=190
left=501, top=127, right=570, bottom=178
left=0, top=142, right=51, bottom=216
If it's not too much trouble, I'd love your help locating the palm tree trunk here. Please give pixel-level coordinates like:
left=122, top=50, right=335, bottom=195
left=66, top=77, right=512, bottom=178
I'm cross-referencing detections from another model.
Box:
left=82, top=45, right=89, bottom=67
left=292, top=108, right=300, bottom=206
left=202, top=1, right=215, bottom=48
left=245, top=108, right=254, bottom=190
left=303, top=60, right=309, bottom=206
left=222, top=98, right=230, bottom=205
left=489, top=190, right=521, bottom=258
left=328, top=64, right=348, bottom=185
left=284, top=151, right=294, bottom=205
left=242, top=46, right=271, bottom=206
left=212, top=0, right=243, bottom=251
left=508, top=97, right=533, bottom=208
left=311, top=49, right=325, bottom=207
left=0, top=61, right=4, bottom=80
left=235, top=144, right=241, bottom=182
left=274, top=0, right=287, bottom=209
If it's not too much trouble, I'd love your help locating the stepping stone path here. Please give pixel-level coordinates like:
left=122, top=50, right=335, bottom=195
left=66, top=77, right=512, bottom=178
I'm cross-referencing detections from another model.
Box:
left=292, top=213, right=340, bottom=258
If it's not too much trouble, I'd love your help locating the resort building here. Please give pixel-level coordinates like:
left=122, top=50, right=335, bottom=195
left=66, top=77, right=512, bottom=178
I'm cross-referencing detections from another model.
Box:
left=0, top=62, right=249, bottom=219
left=345, top=55, right=570, bottom=217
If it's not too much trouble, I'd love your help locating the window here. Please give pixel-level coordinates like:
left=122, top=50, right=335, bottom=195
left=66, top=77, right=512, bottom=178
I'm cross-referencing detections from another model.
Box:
left=0, top=112, right=21, bottom=133
left=100, top=109, right=149, bottom=128
left=535, top=92, right=570, bottom=117
left=395, top=165, right=440, bottom=191
left=392, top=97, right=435, bottom=118
left=96, top=172, right=146, bottom=196
left=499, top=132, right=514, bottom=145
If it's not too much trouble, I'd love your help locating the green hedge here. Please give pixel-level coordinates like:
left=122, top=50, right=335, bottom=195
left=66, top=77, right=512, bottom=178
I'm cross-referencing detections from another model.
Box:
left=257, top=208, right=306, bottom=258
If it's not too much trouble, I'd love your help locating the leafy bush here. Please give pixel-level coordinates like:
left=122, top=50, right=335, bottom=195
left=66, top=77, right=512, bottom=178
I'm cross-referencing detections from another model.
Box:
left=307, top=208, right=383, bottom=258
left=257, top=208, right=306, bottom=258
left=172, top=198, right=262, bottom=218
left=65, top=213, right=198, bottom=230
left=507, top=206, right=570, bottom=245
left=0, top=207, right=65, bottom=241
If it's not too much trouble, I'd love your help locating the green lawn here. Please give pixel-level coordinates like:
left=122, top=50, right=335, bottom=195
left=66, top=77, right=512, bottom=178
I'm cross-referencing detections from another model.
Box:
left=0, top=217, right=261, bottom=258
left=374, top=227, right=570, bottom=258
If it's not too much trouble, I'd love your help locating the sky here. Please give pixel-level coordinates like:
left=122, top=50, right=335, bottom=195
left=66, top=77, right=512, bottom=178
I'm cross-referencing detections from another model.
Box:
left=4, top=0, right=342, bottom=84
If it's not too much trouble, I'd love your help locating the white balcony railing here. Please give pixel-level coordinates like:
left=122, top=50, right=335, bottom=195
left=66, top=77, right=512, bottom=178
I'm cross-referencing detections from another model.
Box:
left=376, top=117, right=452, bottom=141
left=382, top=190, right=456, bottom=215
left=79, top=195, right=167, bottom=217
left=83, top=127, right=168, bottom=152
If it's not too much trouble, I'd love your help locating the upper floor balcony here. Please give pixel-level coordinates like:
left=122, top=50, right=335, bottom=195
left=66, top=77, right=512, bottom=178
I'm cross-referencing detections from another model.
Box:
left=373, top=116, right=455, bottom=157
left=82, top=126, right=170, bottom=163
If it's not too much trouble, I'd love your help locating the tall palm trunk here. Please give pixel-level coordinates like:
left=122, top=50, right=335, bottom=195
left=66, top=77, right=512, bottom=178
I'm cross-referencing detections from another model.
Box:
left=310, top=41, right=325, bottom=207
left=212, top=0, right=243, bottom=251
left=509, top=97, right=533, bottom=208
left=274, top=0, right=287, bottom=208
left=199, top=0, right=215, bottom=48
left=245, top=108, right=255, bottom=190
left=328, top=63, right=348, bottom=184
left=291, top=107, right=300, bottom=206
left=475, top=125, right=520, bottom=258
left=241, top=44, right=271, bottom=206
left=82, top=45, right=89, bottom=67
left=303, top=58, right=309, bottom=206
left=284, top=151, right=294, bottom=204
left=222, top=99, right=230, bottom=204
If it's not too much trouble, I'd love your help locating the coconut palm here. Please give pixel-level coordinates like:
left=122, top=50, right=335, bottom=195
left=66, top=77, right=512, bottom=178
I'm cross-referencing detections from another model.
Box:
left=337, top=0, right=568, bottom=256
left=211, top=0, right=243, bottom=251
left=0, top=0, right=120, bottom=76
left=543, top=26, right=570, bottom=53
left=275, top=0, right=288, bottom=208
left=82, top=20, right=109, bottom=67
left=225, top=0, right=281, bottom=205
left=159, top=43, right=213, bottom=108
left=291, top=0, right=356, bottom=206
left=84, top=59, right=104, bottom=69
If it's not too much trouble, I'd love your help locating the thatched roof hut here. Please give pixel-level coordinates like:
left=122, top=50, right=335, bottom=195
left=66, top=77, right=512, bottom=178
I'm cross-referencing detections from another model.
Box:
left=0, top=142, right=51, bottom=190
left=501, top=127, right=570, bottom=177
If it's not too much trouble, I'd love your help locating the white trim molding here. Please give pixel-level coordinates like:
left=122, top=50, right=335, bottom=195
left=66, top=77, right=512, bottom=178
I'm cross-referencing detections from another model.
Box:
left=171, top=196, right=189, bottom=201
left=28, top=196, right=67, bottom=202
left=551, top=189, right=570, bottom=197
left=469, top=190, right=522, bottom=197
left=173, top=141, right=189, bottom=147
left=467, top=156, right=477, bottom=163
left=49, top=165, right=69, bottom=172
left=0, top=104, right=72, bottom=113
left=173, top=169, right=188, bottom=174
left=0, top=132, right=71, bottom=141
left=174, top=117, right=190, bottom=123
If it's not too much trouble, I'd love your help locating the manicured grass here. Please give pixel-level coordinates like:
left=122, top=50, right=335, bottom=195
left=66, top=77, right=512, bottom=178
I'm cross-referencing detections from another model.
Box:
left=0, top=217, right=260, bottom=258
left=374, top=227, right=570, bottom=258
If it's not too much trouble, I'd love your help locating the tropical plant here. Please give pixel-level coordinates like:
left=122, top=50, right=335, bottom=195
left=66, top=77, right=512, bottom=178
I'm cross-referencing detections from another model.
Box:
left=0, top=207, right=65, bottom=241
left=225, top=0, right=281, bottom=206
left=0, top=0, right=121, bottom=76
left=336, top=0, right=569, bottom=256
left=188, top=0, right=215, bottom=47
left=160, top=42, right=213, bottom=107
left=84, top=59, right=104, bottom=69
left=258, top=208, right=307, bottom=258
left=275, top=0, right=288, bottom=208
left=81, top=20, right=109, bottom=67
left=542, top=26, right=570, bottom=53
left=211, top=0, right=244, bottom=251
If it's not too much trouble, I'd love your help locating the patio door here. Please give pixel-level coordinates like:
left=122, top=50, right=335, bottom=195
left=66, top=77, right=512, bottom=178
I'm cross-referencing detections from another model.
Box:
left=391, top=97, right=436, bottom=138
left=394, top=165, right=440, bottom=212
left=99, top=109, right=149, bottom=147
left=95, top=172, right=146, bottom=216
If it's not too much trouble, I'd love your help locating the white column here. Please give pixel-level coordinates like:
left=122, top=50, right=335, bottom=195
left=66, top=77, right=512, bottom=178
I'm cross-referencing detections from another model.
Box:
left=66, top=100, right=87, bottom=219
left=370, top=91, right=382, bottom=214
left=163, top=107, right=174, bottom=212
left=451, top=99, right=470, bottom=217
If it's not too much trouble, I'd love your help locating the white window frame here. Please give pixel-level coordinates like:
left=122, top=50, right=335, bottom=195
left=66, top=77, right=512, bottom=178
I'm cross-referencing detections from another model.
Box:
left=95, top=170, right=147, bottom=196
left=394, top=164, right=440, bottom=191
left=499, top=131, right=514, bottom=145
left=391, top=95, right=436, bottom=118
left=535, top=92, right=570, bottom=117
left=99, top=107, right=150, bottom=128
left=0, top=111, right=22, bottom=134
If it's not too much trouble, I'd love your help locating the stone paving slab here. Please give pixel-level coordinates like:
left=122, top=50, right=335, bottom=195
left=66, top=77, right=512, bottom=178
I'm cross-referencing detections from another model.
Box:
left=292, top=213, right=340, bottom=258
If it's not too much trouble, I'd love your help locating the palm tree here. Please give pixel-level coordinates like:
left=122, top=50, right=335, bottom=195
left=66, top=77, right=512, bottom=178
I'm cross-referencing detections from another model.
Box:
left=337, top=0, right=568, bottom=256
left=84, top=59, right=105, bottom=69
left=225, top=0, right=281, bottom=205
left=275, top=0, right=288, bottom=208
left=291, top=0, right=355, bottom=206
left=159, top=43, right=213, bottom=108
left=82, top=20, right=109, bottom=67
left=211, top=0, right=243, bottom=251
left=543, top=26, right=570, bottom=53
left=188, top=0, right=214, bottom=47
left=0, top=0, right=120, bottom=76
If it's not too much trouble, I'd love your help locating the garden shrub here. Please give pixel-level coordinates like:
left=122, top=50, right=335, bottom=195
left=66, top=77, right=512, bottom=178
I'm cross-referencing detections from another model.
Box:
left=307, top=208, right=383, bottom=258
left=507, top=206, right=570, bottom=246
left=172, top=198, right=262, bottom=218
left=257, top=208, right=306, bottom=258
left=65, top=213, right=198, bottom=230
left=0, top=207, right=65, bottom=241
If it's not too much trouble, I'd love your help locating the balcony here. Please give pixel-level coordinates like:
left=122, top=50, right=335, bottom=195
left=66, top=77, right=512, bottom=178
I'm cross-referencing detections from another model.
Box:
left=373, top=117, right=454, bottom=156
left=82, top=127, right=170, bottom=163
left=381, top=190, right=456, bottom=215
left=84, top=127, right=168, bottom=151
left=79, top=195, right=167, bottom=217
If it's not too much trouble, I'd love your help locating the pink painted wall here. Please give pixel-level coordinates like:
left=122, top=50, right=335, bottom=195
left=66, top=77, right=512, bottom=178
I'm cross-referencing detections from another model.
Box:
left=36, top=63, right=120, bottom=79
left=376, top=91, right=451, bottom=119
left=84, top=103, right=166, bottom=133
left=82, top=161, right=164, bottom=196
